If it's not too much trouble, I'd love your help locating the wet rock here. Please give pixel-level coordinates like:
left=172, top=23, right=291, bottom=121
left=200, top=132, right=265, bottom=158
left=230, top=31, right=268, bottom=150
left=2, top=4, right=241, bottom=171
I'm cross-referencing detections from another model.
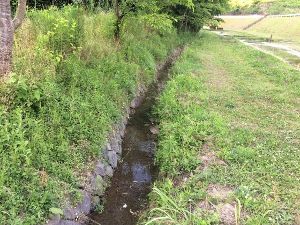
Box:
left=105, top=165, right=114, bottom=177
left=130, top=96, right=143, bottom=109
left=91, top=196, right=101, bottom=208
left=119, top=123, right=126, bottom=137
left=149, top=126, right=159, bottom=135
left=77, top=192, right=91, bottom=214
left=63, top=207, right=80, bottom=220
left=138, top=141, right=156, bottom=155
left=107, top=151, right=118, bottom=168
left=95, top=162, right=113, bottom=178
left=130, top=98, right=138, bottom=108
left=95, top=162, right=106, bottom=177
left=92, top=175, right=106, bottom=196
left=61, top=192, right=91, bottom=222
left=110, top=137, right=122, bottom=155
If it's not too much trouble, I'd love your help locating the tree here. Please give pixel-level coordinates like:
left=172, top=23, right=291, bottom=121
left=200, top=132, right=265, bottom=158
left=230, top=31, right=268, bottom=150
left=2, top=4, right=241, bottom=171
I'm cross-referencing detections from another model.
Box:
left=12, top=0, right=72, bottom=10
left=161, top=0, right=228, bottom=32
left=110, top=0, right=227, bottom=39
left=112, top=0, right=174, bottom=39
left=0, top=0, right=27, bottom=76
left=114, top=0, right=121, bottom=40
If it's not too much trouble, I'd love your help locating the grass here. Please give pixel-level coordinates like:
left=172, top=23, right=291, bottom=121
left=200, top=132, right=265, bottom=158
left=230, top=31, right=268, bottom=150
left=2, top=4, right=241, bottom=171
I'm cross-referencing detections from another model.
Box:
left=142, top=32, right=300, bottom=224
left=221, top=16, right=300, bottom=44
left=252, top=44, right=300, bottom=68
left=247, top=16, right=300, bottom=43
left=214, top=30, right=300, bottom=69
left=221, top=16, right=262, bottom=30
left=220, top=15, right=300, bottom=60
left=0, top=7, right=181, bottom=225
left=228, top=0, right=300, bottom=14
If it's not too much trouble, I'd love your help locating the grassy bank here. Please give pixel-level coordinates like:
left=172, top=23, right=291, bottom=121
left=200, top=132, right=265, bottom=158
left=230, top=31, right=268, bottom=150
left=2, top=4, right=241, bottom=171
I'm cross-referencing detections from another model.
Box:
left=0, top=7, right=180, bottom=225
left=142, top=32, right=300, bottom=224
left=220, top=16, right=263, bottom=31
left=221, top=16, right=300, bottom=43
left=228, top=0, right=300, bottom=15
left=246, top=16, right=300, bottom=43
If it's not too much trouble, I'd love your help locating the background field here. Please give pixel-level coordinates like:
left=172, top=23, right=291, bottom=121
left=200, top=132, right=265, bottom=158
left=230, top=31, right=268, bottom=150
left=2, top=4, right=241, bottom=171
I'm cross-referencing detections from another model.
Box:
left=220, top=15, right=264, bottom=30
left=228, top=0, right=300, bottom=14
left=220, top=15, right=300, bottom=44
left=247, top=16, right=300, bottom=42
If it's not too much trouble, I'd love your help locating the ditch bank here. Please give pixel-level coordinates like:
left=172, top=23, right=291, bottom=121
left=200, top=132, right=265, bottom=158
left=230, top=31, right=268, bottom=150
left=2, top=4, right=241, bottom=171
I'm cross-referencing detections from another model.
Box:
left=46, top=46, right=184, bottom=225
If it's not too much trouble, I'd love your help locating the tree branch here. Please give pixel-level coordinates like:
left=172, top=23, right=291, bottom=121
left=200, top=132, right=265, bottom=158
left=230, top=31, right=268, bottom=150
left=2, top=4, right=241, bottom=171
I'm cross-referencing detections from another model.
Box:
left=13, top=0, right=27, bottom=31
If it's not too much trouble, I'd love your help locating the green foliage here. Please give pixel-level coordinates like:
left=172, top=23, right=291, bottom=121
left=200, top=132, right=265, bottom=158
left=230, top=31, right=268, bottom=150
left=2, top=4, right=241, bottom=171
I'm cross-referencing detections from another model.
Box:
left=29, top=6, right=84, bottom=55
left=162, top=0, right=228, bottom=32
left=107, top=0, right=228, bottom=37
left=0, top=6, right=181, bottom=225
left=155, top=74, right=217, bottom=174
left=143, top=32, right=300, bottom=224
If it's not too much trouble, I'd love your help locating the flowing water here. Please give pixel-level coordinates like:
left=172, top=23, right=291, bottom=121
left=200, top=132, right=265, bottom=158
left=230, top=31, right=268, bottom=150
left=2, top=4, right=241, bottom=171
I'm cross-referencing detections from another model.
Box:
left=87, top=48, right=182, bottom=225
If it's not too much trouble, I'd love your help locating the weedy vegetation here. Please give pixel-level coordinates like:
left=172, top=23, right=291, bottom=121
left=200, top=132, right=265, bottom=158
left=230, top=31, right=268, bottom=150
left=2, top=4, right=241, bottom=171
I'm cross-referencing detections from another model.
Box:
left=3, top=0, right=298, bottom=224
left=0, top=6, right=180, bottom=224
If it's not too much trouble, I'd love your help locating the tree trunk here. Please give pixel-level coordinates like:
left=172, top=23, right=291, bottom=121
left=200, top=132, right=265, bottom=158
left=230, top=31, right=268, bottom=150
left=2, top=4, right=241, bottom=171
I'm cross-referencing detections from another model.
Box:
left=0, top=0, right=14, bottom=76
left=0, top=0, right=26, bottom=76
left=114, top=0, right=121, bottom=40
left=13, top=0, right=27, bottom=30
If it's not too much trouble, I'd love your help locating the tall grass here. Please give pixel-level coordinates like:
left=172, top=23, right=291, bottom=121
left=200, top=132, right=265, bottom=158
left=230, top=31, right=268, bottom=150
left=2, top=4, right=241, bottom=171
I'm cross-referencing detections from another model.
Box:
left=144, top=187, right=198, bottom=225
left=0, top=7, right=180, bottom=225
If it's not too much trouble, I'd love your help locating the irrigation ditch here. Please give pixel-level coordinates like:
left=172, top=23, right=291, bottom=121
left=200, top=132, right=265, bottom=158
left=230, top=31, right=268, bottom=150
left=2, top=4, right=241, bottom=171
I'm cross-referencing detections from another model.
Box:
left=46, top=46, right=184, bottom=225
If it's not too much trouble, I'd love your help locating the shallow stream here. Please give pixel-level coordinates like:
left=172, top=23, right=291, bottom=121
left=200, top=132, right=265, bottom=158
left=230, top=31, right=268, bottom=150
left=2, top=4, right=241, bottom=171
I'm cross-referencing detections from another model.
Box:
left=86, top=48, right=182, bottom=225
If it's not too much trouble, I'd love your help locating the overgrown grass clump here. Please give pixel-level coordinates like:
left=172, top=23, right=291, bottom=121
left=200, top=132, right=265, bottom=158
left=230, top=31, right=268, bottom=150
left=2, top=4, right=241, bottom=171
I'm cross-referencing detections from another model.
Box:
left=0, top=6, right=180, bottom=225
left=142, top=32, right=300, bottom=224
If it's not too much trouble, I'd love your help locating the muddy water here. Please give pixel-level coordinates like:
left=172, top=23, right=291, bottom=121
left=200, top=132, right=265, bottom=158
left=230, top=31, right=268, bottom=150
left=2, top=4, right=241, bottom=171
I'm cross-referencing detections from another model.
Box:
left=87, top=48, right=182, bottom=225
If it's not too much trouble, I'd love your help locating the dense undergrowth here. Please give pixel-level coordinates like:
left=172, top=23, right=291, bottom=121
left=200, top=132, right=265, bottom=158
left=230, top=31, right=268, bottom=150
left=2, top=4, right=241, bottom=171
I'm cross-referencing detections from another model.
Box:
left=142, top=32, right=300, bottom=224
left=0, top=6, right=181, bottom=224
